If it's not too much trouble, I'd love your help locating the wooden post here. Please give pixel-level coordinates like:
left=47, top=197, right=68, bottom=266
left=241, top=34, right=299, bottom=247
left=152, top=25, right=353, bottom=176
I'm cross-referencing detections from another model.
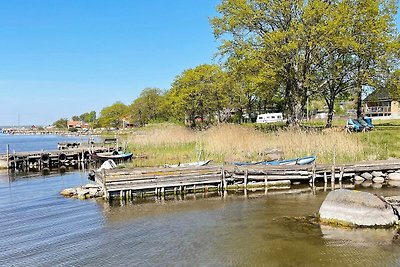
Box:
left=331, top=145, right=336, bottom=190
left=102, top=168, right=108, bottom=199
left=6, top=144, right=9, bottom=170
left=244, top=169, right=248, bottom=188
left=324, top=172, right=327, bottom=184
left=312, top=162, right=316, bottom=187
left=221, top=167, right=226, bottom=190
left=339, top=167, right=344, bottom=182
left=264, top=174, right=268, bottom=188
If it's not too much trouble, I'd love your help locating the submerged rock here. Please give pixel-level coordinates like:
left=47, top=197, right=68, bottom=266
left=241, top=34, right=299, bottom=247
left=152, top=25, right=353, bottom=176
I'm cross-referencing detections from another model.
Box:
left=60, top=188, right=76, bottom=197
left=361, top=172, right=373, bottom=180
left=371, top=171, right=384, bottom=177
left=354, top=175, right=365, bottom=182
left=388, top=173, right=400, bottom=181
left=372, top=177, right=385, bottom=184
left=319, top=189, right=399, bottom=227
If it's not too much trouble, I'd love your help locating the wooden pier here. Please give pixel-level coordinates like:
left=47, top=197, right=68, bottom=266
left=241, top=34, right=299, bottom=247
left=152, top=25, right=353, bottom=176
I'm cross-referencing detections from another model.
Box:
left=94, top=160, right=400, bottom=200
left=0, top=145, right=119, bottom=171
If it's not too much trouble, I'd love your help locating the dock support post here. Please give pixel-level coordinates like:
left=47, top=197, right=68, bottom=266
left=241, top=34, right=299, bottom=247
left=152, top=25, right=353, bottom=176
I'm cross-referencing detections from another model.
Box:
left=312, top=162, right=316, bottom=188
left=264, top=174, right=268, bottom=188
left=193, top=185, right=196, bottom=193
left=221, top=167, right=226, bottom=190
left=331, top=145, right=336, bottom=190
left=6, top=144, right=9, bottom=170
left=161, top=187, right=165, bottom=196
left=324, top=172, right=327, bottom=184
left=102, top=169, right=108, bottom=200
left=174, top=187, right=177, bottom=195
left=244, top=169, right=248, bottom=188
left=155, top=188, right=158, bottom=196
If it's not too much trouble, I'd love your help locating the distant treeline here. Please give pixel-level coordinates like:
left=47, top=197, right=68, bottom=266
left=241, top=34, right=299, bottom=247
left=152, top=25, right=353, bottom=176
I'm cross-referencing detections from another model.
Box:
left=55, top=0, right=400, bottom=129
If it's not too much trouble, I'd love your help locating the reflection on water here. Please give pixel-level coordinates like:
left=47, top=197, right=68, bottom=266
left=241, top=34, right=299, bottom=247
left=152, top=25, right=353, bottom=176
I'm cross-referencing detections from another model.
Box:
left=1, top=171, right=400, bottom=266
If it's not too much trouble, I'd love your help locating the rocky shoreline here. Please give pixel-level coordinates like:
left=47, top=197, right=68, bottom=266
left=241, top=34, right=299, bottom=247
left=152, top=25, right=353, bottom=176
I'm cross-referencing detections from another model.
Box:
left=60, top=184, right=103, bottom=200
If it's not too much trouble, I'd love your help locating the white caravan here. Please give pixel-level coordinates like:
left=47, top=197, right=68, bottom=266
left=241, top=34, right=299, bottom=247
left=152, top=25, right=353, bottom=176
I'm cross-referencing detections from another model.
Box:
left=256, top=113, right=284, bottom=123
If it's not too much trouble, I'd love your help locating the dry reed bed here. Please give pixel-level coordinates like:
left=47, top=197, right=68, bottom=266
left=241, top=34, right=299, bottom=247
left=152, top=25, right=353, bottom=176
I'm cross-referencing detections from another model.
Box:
left=127, top=124, right=369, bottom=165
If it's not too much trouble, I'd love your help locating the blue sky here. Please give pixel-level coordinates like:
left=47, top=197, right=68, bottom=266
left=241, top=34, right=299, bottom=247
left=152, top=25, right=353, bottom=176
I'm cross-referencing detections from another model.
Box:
left=0, top=1, right=399, bottom=126
left=0, top=0, right=220, bottom=125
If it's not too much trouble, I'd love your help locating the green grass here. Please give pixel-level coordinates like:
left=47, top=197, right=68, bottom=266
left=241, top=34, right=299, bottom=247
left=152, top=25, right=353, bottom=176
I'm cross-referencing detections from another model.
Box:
left=128, top=142, right=198, bottom=167
left=124, top=119, right=400, bottom=167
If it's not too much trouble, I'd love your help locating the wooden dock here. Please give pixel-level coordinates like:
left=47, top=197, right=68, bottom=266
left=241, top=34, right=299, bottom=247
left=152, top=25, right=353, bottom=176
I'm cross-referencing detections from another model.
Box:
left=95, top=160, right=400, bottom=200
left=0, top=145, right=119, bottom=171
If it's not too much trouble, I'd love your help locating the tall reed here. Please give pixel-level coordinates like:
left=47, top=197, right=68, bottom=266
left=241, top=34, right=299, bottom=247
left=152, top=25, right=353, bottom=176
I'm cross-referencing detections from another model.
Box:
left=127, top=123, right=391, bottom=166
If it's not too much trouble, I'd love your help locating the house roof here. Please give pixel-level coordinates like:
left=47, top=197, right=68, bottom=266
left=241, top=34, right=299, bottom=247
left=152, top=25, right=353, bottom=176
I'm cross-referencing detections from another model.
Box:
left=364, top=88, right=399, bottom=103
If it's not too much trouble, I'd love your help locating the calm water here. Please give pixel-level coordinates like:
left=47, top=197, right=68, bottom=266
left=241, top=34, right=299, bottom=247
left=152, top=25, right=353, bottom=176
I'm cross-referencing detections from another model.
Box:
left=0, top=133, right=93, bottom=153
left=1, top=135, right=400, bottom=266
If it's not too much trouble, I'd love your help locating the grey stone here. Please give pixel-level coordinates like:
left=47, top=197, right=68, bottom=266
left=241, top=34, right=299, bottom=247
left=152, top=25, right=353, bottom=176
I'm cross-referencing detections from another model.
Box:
left=371, top=171, right=384, bottom=177
left=361, top=172, right=373, bottom=180
left=76, top=187, right=90, bottom=198
left=319, top=189, right=399, bottom=227
left=388, top=180, right=400, bottom=187
left=89, top=188, right=99, bottom=197
left=361, top=181, right=372, bottom=187
left=388, top=173, right=400, bottom=181
left=60, top=188, right=76, bottom=197
left=371, top=183, right=383, bottom=189
left=354, top=176, right=365, bottom=182
left=372, top=177, right=385, bottom=184
left=354, top=180, right=364, bottom=185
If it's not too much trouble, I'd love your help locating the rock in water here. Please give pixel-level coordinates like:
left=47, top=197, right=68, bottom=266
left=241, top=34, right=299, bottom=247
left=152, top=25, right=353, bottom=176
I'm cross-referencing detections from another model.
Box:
left=354, top=176, right=364, bottom=182
left=371, top=171, right=384, bottom=177
left=388, top=173, right=400, bottom=181
left=361, top=172, right=373, bottom=180
left=319, top=189, right=399, bottom=227
left=372, top=177, right=385, bottom=184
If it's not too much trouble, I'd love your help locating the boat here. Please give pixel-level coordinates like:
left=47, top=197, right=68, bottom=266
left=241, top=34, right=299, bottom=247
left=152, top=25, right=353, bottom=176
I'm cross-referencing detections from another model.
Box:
left=233, top=156, right=316, bottom=166
left=164, top=160, right=211, bottom=168
left=91, top=151, right=133, bottom=162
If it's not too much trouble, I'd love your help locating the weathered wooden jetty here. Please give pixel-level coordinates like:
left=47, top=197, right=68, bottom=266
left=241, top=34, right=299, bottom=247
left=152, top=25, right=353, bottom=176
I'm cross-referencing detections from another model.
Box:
left=94, top=160, right=400, bottom=200
left=0, top=145, right=119, bottom=171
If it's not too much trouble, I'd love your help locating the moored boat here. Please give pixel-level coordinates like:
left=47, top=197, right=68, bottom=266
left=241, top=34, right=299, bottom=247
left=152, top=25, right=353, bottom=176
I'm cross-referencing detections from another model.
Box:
left=91, top=151, right=133, bottom=162
left=164, top=160, right=211, bottom=168
left=233, top=156, right=316, bottom=166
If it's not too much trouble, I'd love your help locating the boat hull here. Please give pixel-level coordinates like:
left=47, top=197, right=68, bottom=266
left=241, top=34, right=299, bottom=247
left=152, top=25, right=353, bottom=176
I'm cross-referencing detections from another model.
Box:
left=233, top=156, right=316, bottom=166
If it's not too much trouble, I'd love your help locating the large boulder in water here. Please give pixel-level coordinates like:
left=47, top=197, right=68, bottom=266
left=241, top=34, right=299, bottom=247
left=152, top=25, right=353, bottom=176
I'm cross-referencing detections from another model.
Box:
left=319, top=189, right=399, bottom=227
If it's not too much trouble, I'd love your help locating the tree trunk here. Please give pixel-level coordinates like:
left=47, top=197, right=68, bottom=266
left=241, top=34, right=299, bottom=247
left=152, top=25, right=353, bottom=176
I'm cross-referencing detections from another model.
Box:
left=325, top=98, right=335, bottom=128
left=356, top=89, right=363, bottom=118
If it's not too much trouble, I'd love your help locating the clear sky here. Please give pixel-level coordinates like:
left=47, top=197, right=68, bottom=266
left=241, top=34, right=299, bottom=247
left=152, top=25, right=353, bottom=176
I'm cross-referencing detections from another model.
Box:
left=0, top=1, right=399, bottom=126
left=0, top=0, right=220, bottom=126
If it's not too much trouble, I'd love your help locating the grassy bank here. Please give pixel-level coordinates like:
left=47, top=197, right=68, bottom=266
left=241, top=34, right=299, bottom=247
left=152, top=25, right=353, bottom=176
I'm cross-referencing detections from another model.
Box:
left=125, top=120, right=400, bottom=167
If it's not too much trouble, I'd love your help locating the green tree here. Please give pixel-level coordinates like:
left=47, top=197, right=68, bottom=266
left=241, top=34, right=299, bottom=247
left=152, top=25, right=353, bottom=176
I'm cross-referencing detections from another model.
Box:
left=80, top=111, right=97, bottom=123
left=167, top=64, right=228, bottom=125
left=98, top=102, right=128, bottom=128
left=53, top=118, right=68, bottom=129
left=129, top=88, right=165, bottom=126
left=211, top=0, right=399, bottom=126
left=348, top=0, right=399, bottom=117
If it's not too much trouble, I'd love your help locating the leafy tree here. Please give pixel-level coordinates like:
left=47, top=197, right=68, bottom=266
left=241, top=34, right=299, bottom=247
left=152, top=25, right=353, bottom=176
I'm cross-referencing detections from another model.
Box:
left=348, top=0, right=399, bottom=117
left=167, top=64, right=228, bottom=125
left=211, top=0, right=399, bottom=127
left=80, top=111, right=97, bottom=123
left=129, top=88, right=164, bottom=126
left=211, top=0, right=332, bottom=126
left=53, top=118, right=68, bottom=129
left=98, top=102, right=128, bottom=128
